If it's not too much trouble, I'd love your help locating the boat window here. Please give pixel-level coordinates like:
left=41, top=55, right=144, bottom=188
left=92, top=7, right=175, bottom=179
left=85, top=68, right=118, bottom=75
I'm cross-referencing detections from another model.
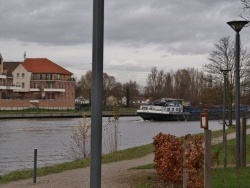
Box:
left=167, top=108, right=170, bottom=111
left=172, top=108, right=174, bottom=112
left=176, top=108, right=179, bottom=112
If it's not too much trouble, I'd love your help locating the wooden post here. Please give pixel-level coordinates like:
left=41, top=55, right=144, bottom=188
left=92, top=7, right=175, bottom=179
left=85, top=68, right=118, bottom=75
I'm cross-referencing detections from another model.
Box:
left=183, top=135, right=191, bottom=188
left=200, top=109, right=211, bottom=188
left=204, top=129, right=211, bottom=188
left=33, top=148, right=37, bottom=184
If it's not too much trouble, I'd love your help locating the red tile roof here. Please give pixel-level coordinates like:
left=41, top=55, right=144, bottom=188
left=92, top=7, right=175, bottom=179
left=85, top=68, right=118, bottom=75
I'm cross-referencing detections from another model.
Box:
left=22, top=58, right=72, bottom=75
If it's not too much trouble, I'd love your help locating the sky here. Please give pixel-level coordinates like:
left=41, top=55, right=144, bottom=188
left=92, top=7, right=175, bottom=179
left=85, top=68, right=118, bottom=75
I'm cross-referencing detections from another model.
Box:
left=0, top=0, right=249, bottom=86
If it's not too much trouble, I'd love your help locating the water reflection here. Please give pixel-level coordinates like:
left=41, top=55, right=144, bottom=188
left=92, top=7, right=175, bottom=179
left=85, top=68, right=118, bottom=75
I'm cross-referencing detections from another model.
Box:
left=0, top=116, right=223, bottom=175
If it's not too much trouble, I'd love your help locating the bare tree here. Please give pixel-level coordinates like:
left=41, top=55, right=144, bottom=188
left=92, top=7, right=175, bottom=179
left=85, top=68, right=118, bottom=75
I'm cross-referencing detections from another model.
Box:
left=112, top=82, right=123, bottom=102
left=146, top=67, right=165, bottom=100
left=103, top=73, right=117, bottom=106
left=76, top=70, right=92, bottom=102
left=163, top=72, right=174, bottom=98
left=122, top=80, right=140, bottom=107
left=204, top=36, right=250, bottom=125
left=144, top=67, right=204, bottom=104
left=172, top=68, right=204, bottom=105
left=76, top=71, right=120, bottom=106
left=240, top=0, right=250, bottom=21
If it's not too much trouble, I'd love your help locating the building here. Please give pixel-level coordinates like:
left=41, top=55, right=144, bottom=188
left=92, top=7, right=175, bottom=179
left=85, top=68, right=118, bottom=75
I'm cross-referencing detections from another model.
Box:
left=0, top=54, right=75, bottom=110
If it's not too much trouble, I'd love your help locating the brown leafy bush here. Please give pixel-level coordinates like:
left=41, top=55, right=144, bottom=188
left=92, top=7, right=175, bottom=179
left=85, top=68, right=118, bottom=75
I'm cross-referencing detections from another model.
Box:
left=153, top=133, right=204, bottom=187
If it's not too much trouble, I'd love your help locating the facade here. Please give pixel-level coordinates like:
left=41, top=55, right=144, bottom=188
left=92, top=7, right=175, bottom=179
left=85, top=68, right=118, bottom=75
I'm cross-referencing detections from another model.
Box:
left=0, top=54, right=75, bottom=110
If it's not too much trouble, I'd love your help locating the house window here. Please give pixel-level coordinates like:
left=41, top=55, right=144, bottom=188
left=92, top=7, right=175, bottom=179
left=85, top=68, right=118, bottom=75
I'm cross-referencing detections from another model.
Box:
left=22, top=73, right=25, bottom=78
left=36, top=74, right=41, bottom=80
left=46, top=74, right=52, bottom=80
left=22, top=83, right=25, bottom=88
left=17, top=73, right=20, bottom=78
left=47, top=83, right=54, bottom=88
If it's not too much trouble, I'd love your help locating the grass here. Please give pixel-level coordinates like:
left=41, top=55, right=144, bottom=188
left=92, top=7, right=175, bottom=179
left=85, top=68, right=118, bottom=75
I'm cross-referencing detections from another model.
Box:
left=0, top=143, right=154, bottom=184
left=129, top=167, right=250, bottom=188
left=211, top=125, right=250, bottom=139
left=212, top=167, right=250, bottom=187
left=212, top=132, right=250, bottom=165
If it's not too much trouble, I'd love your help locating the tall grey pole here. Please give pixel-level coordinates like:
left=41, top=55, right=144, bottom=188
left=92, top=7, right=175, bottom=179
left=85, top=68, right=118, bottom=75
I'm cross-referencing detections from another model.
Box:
left=90, top=0, right=104, bottom=187
left=235, top=31, right=240, bottom=167
left=221, top=70, right=229, bottom=167
left=227, top=20, right=249, bottom=168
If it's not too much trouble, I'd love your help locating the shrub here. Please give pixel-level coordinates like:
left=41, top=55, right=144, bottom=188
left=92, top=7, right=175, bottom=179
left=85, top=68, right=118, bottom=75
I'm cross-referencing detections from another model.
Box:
left=153, top=133, right=204, bottom=187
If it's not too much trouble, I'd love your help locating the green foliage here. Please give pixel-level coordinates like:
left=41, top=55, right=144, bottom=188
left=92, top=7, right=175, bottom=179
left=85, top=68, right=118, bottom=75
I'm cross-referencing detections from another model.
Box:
left=212, top=167, right=250, bottom=187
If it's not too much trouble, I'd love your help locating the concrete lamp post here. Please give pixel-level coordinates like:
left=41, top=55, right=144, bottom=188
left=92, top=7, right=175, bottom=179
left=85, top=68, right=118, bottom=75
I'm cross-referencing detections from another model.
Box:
left=220, top=69, right=230, bottom=168
left=227, top=20, right=249, bottom=167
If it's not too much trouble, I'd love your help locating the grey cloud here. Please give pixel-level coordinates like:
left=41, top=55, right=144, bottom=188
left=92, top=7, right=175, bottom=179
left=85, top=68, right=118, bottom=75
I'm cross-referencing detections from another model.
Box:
left=0, top=0, right=246, bottom=55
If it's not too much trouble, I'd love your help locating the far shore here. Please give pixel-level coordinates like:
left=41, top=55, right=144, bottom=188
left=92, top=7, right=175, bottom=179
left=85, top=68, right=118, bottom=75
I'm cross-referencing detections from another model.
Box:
left=0, top=111, right=138, bottom=119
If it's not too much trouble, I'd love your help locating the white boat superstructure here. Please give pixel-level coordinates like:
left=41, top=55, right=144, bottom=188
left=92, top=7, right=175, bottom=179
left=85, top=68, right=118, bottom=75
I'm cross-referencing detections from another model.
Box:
left=137, top=98, right=190, bottom=121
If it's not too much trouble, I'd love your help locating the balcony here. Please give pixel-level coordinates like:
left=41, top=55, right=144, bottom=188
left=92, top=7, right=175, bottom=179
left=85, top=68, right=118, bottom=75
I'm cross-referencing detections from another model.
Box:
left=44, top=88, right=65, bottom=92
left=30, top=88, right=40, bottom=92
left=10, top=85, right=22, bottom=90
left=0, top=75, right=7, bottom=79
left=0, top=85, right=22, bottom=90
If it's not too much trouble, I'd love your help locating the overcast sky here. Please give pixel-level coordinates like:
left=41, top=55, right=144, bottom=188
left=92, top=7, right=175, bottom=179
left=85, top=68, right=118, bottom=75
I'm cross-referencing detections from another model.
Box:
left=0, top=0, right=249, bottom=85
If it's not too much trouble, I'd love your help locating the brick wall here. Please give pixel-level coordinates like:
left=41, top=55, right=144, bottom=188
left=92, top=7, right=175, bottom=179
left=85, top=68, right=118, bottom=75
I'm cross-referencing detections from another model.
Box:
left=0, top=99, right=75, bottom=110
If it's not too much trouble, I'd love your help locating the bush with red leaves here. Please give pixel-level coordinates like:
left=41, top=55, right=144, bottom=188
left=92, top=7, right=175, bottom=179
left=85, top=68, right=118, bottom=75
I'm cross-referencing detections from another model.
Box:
left=153, top=133, right=204, bottom=188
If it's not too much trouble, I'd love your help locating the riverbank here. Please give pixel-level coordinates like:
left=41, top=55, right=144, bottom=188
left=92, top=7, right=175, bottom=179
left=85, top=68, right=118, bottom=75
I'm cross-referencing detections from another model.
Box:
left=1, top=109, right=249, bottom=120
left=1, top=129, right=250, bottom=188
left=0, top=111, right=138, bottom=119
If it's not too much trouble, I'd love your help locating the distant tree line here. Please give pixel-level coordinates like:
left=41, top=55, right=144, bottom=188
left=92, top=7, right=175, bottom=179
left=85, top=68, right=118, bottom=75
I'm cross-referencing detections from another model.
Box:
left=75, top=70, right=140, bottom=107
left=75, top=36, right=250, bottom=109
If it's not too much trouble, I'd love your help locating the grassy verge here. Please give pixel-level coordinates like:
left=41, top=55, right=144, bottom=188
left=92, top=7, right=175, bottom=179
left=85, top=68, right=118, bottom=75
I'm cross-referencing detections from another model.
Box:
left=129, top=167, right=250, bottom=188
left=210, top=125, right=250, bottom=139
left=0, top=143, right=154, bottom=184
left=212, top=131, right=250, bottom=165
left=212, top=167, right=250, bottom=187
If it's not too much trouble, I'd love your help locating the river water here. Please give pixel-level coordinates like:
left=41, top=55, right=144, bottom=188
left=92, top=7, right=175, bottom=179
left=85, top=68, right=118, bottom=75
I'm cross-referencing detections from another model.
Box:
left=0, top=116, right=224, bottom=175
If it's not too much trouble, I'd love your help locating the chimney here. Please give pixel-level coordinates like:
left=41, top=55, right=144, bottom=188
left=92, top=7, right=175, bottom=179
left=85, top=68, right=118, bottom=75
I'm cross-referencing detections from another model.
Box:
left=24, top=52, right=26, bottom=61
left=0, top=53, right=3, bottom=74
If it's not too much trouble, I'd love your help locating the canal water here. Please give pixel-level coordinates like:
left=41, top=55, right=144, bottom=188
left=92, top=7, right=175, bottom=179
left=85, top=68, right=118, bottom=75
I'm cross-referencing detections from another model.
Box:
left=0, top=116, right=224, bottom=175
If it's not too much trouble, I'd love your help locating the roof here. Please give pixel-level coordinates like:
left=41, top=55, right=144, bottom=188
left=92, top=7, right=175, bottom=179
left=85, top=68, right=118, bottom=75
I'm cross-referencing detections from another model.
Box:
left=22, top=58, right=72, bottom=75
left=3, top=62, right=22, bottom=77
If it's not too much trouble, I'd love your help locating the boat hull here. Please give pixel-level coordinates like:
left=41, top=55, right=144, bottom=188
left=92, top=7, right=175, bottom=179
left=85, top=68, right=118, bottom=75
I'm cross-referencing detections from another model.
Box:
left=137, top=111, right=190, bottom=121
